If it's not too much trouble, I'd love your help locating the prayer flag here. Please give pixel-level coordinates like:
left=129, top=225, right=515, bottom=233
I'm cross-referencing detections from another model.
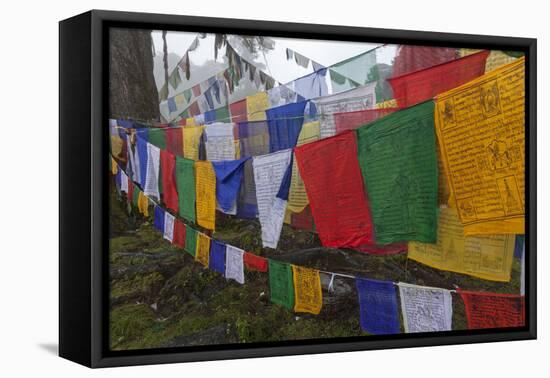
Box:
left=392, top=45, right=458, bottom=77
left=144, top=143, right=161, bottom=200
left=136, top=131, right=149, bottom=188
left=212, top=158, right=248, bottom=214
left=148, top=128, right=167, bottom=150
left=434, top=58, right=525, bottom=235
left=230, top=99, right=248, bottom=123
left=246, top=92, right=270, bottom=122
left=175, top=156, right=196, bottom=222
left=137, top=191, right=149, bottom=217
left=160, top=150, right=179, bottom=213
left=195, top=232, right=211, bottom=267
left=294, top=131, right=374, bottom=248
left=268, top=260, right=294, bottom=310
left=243, top=252, right=268, bottom=272
left=458, top=290, right=525, bottom=329
left=398, top=283, right=453, bottom=333
left=163, top=211, right=175, bottom=243
left=265, top=101, right=307, bottom=152
left=356, top=278, right=400, bottom=335
left=195, top=161, right=217, bottom=231
left=253, top=149, right=292, bottom=248
left=225, top=245, right=245, bottom=284
left=408, top=207, right=515, bottom=282
left=173, top=219, right=186, bottom=248
left=183, top=125, right=204, bottom=161
left=209, top=239, right=226, bottom=275
left=204, top=122, right=236, bottom=161
left=184, top=225, right=198, bottom=257
left=333, top=108, right=399, bottom=135
left=166, top=127, right=183, bottom=157
left=388, top=50, right=489, bottom=108
left=356, top=101, right=438, bottom=244
left=292, top=265, right=323, bottom=315
left=154, top=205, right=165, bottom=233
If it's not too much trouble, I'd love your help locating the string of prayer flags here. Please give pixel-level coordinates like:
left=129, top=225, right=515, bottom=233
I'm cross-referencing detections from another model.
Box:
left=294, top=131, right=374, bottom=248
left=183, top=125, right=204, bottom=161
left=204, top=122, right=236, bottom=161
left=136, top=132, right=148, bottom=189
left=458, top=290, right=525, bottom=329
left=253, top=149, right=293, bottom=248
left=148, top=128, right=167, bottom=150
left=434, top=58, right=525, bottom=235
left=356, top=101, right=438, bottom=245
left=212, top=158, right=248, bottom=215
left=398, top=283, right=453, bottom=333
left=184, top=225, right=198, bottom=257
left=288, top=121, right=320, bottom=213
left=243, top=252, right=268, bottom=272
left=292, top=265, right=323, bottom=315
left=195, top=161, right=217, bottom=230
left=144, top=143, right=161, bottom=200
left=163, top=211, right=175, bottom=243
left=209, top=239, right=226, bottom=275
left=225, top=245, right=245, bottom=284
left=195, top=232, right=211, bottom=267
left=246, top=92, right=270, bottom=122
left=356, top=278, right=400, bottom=335
left=137, top=190, right=149, bottom=217
left=408, top=207, right=515, bottom=282
left=154, top=205, right=165, bottom=233
left=160, top=150, right=179, bottom=213
left=313, top=83, right=377, bottom=139
left=388, top=50, right=490, bottom=108
left=165, top=127, right=183, bottom=157
left=265, top=101, right=307, bottom=152
left=333, top=107, right=399, bottom=135
left=173, top=219, right=186, bottom=248
left=175, top=156, right=196, bottom=222
left=268, top=259, right=294, bottom=310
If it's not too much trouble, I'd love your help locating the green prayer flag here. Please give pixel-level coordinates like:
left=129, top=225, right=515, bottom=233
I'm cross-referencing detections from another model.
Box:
left=215, top=105, right=231, bottom=122
left=148, top=128, right=167, bottom=150
left=268, top=260, right=294, bottom=310
left=132, top=186, right=140, bottom=207
left=184, top=88, right=192, bottom=103
left=169, top=69, right=182, bottom=90
left=184, top=226, right=197, bottom=257
left=356, top=101, right=438, bottom=244
left=176, top=156, right=196, bottom=222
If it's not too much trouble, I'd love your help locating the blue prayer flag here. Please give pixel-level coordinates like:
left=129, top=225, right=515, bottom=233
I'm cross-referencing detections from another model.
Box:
left=276, top=154, right=293, bottom=201
left=212, top=158, right=249, bottom=213
left=209, top=239, right=226, bottom=275
left=266, top=101, right=308, bottom=152
left=205, top=109, right=217, bottom=124
left=168, top=97, right=177, bottom=113
left=136, top=130, right=149, bottom=189
left=154, top=206, right=165, bottom=233
left=356, top=278, right=400, bottom=335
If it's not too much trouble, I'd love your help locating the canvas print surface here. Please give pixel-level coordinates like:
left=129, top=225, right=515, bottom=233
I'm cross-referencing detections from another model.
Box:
left=108, top=28, right=526, bottom=351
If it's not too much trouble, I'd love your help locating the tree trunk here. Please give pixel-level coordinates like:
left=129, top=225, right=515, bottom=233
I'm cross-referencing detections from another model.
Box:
left=109, top=28, right=159, bottom=121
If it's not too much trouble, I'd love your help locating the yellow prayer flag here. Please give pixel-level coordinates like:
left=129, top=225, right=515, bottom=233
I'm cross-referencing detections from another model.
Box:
left=246, top=92, right=269, bottom=121
left=111, top=157, right=118, bottom=175
left=110, top=135, right=123, bottom=158
left=137, top=191, right=149, bottom=217
left=186, top=117, right=196, bottom=126
left=458, top=49, right=519, bottom=73
left=195, top=161, right=216, bottom=230
left=292, top=265, right=323, bottom=315
left=288, top=121, right=320, bottom=213
left=435, top=58, right=525, bottom=235
left=183, top=125, right=204, bottom=161
left=408, top=207, right=515, bottom=282
left=195, top=232, right=211, bottom=267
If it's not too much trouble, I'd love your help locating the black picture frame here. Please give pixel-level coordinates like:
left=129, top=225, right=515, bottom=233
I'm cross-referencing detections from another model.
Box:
left=59, top=9, right=537, bottom=368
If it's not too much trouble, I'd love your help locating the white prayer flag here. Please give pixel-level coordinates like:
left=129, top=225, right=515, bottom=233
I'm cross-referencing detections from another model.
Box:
left=398, top=282, right=453, bottom=333
left=120, top=169, right=129, bottom=193
left=144, top=143, right=160, bottom=200
left=252, top=149, right=292, bottom=249
left=225, top=245, right=245, bottom=284
left=163, top=212, right=175, bottom=243
left=204, top=122, right=236, bottom=162
left=127, top=137, right=140, bottom=184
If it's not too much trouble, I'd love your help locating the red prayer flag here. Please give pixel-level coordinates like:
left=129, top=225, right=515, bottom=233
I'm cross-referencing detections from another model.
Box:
left=334, top=108, right=400, bottom=134
left=243, top=252, right=268, bottom=272
left=229, top=99, right=248, bottom=124
left=178, top=118, right=187, bottom=126
left=459, top=290, right=525, bottom=329
left=166, top=127, right=184, bottom=157
left=188, top=102, right=200, bottom=117
left=388, top=50, right=490, bottom=108
left=355, top=242, right=407, bottom=255
left=392, top=45, right=458, bottom=77
left=173, top=219, right=186, bottom=248
left=291, top=206, right=315, bottom=232
left=294, top=130, right=374, bottom=248
left=126, top=180, right=134, bottom=203
left=160, top=150, right=179, bottom=213
left=192, top=84, right=201, bottom=97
